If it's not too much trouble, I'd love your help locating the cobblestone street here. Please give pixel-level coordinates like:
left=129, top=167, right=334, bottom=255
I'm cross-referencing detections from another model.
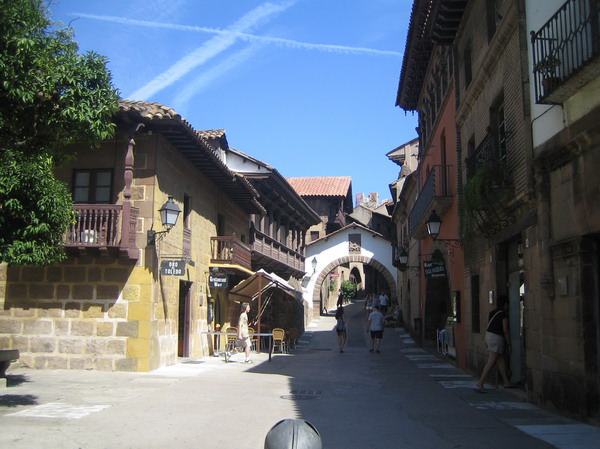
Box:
left=2, top=301, right=599, bottom=449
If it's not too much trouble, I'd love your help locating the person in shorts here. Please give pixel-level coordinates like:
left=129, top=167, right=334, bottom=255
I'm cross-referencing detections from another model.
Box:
left=334, top=306, right=347, bottom=353
left=367, top=305, right=385, bottom=353
left=237, top=302, right=252, bottom=363
left=476, top=296, right=513, bottom=392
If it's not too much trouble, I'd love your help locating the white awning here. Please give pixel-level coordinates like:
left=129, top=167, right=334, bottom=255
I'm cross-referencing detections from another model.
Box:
left=228, top=269, right=299, bottom=302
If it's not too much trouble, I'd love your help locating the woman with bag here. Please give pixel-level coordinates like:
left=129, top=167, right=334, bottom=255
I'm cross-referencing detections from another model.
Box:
left=475, top=296, right=514, bottom=392
left=334, top=306, right=347, bottom=353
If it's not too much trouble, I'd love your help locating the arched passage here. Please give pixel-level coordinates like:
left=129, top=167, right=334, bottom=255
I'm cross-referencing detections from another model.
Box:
left=311, top=255, right=397, bottom=314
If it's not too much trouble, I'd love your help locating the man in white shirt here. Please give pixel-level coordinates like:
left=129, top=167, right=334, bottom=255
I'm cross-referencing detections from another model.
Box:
left=367, top=305, right=385, bottom=353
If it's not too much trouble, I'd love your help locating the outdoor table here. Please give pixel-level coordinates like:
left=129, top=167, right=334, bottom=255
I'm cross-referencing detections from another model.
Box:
left=203, top=331, right=274, bottom=361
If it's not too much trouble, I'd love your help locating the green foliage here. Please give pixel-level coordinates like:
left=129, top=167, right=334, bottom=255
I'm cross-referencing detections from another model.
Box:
left=0, top=150, right=74, bottom=264
left=461, top=161, right=509, bottom=238
left=534, top=55, right=560, bottom=78
left=0, top=0, right=119, bottom=159
left=340, top=280, right=357, bottom=300
left=0, top=0, right=119, bottom=264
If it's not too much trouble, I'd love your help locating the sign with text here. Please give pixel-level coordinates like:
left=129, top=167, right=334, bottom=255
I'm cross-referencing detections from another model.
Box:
left=423, top=259, right=447, bottom=278
left=209, top=272, right=228, bottom=288
left=160, top=260, right=186, bottom=276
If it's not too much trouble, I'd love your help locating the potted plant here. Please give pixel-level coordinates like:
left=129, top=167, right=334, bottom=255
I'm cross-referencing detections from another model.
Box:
left=534, top=55, right=561, bottom=95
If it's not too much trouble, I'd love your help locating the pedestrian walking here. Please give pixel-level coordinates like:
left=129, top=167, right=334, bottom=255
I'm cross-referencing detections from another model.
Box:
left=476, top=295, right=514, bottom=392
left=367, top=305, right=385, bottom=353
left=334, top=306, right=347, bottom=353
left=337, top=289, right=344, bottom=308
left=379, top=292, right=389, bottom=314
left=364, top=293, right=373, bottom=315
left=237, top=302, right=252, bottom=363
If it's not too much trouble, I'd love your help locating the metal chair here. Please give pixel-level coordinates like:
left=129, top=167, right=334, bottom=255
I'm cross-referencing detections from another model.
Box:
left=248, top=327, right=258, bottom=352
left=225, top=326, right=238, bottom=351
left=272, top=328, right=287, bottom=353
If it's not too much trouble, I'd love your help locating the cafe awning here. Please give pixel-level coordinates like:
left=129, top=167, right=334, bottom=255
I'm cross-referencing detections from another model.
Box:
left=228, top=269, right=299, bottom=302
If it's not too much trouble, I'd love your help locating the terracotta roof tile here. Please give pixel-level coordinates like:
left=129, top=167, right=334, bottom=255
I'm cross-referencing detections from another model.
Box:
left=119, top=100, right=182, bottom=121
left=286, top=176, right=352, bottom=197
left=198, top=129, right=226, bottom=139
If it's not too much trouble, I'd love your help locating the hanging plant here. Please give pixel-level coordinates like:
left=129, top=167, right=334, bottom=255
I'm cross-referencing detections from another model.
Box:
left=461, top=160, right=509, bottom=237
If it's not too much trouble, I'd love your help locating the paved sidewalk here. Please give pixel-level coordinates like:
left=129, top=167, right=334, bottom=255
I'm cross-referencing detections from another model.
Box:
left=1, top=301, right=599, bottom=449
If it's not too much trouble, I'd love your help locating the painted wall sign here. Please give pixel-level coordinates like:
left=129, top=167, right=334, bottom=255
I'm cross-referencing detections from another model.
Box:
left=209, top=272, right=228, bottom=288
left=423, top=259, right=447, bottom=278
left=160, top=260, right=186, bottom=276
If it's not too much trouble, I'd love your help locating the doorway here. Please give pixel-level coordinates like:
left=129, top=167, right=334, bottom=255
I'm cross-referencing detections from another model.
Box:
left=508, top=270, right=525, bottom=384
left=503, top=239, right=525, bottom=385
left=178, top=280, right=192, bottom=357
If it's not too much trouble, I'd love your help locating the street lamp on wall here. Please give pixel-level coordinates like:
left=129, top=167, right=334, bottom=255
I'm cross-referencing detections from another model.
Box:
left=311, top=257, right=318, bottom=274
left=396, top=247, right=420, bottom=272
left=426, top=209, right=461, bottom=249
left=426, top=210, right=442, bottom=239
left=147, top=196, right=182, bottom=246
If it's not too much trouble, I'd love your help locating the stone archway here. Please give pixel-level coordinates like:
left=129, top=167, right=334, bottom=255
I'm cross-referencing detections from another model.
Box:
left=311, top=255, right=397, bottom=314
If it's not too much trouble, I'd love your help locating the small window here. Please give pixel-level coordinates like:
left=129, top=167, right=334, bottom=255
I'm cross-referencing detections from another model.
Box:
left=349, top=234, right=361, bottom=254
left=183, top=194, right=191, bottom=229
left=217, top=214, right=225, bottom=236
left=72, top=169, right=113, bottom=204
left=310, top=231, right=320, bottom=242
left=464, top=46, right=472, bottom=88
left=497, top=104, right=506, bottom=159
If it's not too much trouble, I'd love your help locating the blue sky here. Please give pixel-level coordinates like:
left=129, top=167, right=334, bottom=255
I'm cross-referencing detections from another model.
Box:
left=49, top=0, right=418, bottom=203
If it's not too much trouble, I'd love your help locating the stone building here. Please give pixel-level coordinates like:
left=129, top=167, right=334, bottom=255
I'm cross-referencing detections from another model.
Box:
left=396, top=0, right=465, bottom=361
left=1, top=100, right=265, bottom=372
left=201, top=138, right=321, bottom=332
left=287, top=176, right=354, bottom=241
left=393, top=0, right=600, bottom=420
left=526, top=0, right=600, bottom=418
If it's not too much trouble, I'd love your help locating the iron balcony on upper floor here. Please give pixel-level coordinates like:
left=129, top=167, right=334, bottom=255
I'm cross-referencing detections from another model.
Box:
left=408, top=164, right=454, bottom=239
left=531, top=0, right=600, bottom=104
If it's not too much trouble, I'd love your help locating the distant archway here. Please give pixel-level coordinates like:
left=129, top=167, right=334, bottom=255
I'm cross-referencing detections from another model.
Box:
left=311, top=255, right=396, bottom=314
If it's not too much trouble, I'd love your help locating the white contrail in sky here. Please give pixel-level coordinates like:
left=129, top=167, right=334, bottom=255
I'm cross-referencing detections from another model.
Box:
left=125, top=1, right=296, bottom=100
left=172, top=44, right=264, bottom=112
left=75, top=11, right=402, bottom=57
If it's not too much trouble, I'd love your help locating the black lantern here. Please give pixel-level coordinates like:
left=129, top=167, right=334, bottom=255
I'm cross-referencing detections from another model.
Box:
left=426, top=210, right=442, bottom=239
left=147, top=196, right=181, bottom=246
left=397, top=248, right=409, bottom=266
left=311, top=257, right=318, bottom=274
left=159, top=196, right=181, bottom=229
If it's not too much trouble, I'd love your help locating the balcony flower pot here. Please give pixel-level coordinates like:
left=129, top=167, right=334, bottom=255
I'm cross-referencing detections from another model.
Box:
left=542, top=76, right=561, bottom=96
left=534, top=55, right=561, bottom=97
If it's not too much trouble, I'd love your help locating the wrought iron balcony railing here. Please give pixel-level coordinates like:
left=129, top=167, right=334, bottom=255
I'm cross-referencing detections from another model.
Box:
left=531, top=0, right=600, bottom=104
left=408, top=164, right=453, bottom=237
left=465, top=133, right=506, bottom=179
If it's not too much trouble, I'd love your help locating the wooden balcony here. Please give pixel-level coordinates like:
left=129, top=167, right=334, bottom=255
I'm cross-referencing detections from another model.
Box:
left=250, top=228, right=305, bottom=275
left=210, top=234, right=252, bottom=271
left=64, top=204, right=139, bottom=259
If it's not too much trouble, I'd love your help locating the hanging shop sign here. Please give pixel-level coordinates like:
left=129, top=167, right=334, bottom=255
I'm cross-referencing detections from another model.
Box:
left=209, top=271, right=228, bottom=288
left=160, top=259, right=186, bottom=276
left=423, top=259, right=447, bottom=278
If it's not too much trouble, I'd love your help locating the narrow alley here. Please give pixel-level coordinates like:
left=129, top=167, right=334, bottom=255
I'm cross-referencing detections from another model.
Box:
left=2, top=301, right=598, bottom=449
